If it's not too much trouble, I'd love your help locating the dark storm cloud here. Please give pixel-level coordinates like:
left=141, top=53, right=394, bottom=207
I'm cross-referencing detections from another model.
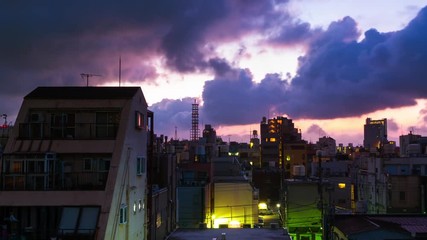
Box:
left=148, top=98, right=194, bottom=139
left=0, top=0, right=292, bottom=122
left=267, top=19, right=321, bottom=46
left=284, top=8, right=427, bottom=119
left=201, top=6, right=427, bottom=126
left=201, top=60, right=289, bottom=125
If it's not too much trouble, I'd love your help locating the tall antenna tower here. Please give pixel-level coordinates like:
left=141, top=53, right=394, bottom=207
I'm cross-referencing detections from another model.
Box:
left=190, top=100, right=200, bottom=141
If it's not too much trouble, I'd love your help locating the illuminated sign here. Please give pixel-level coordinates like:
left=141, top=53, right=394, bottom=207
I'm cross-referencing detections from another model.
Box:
left=369, top=120, right=385, bottom=125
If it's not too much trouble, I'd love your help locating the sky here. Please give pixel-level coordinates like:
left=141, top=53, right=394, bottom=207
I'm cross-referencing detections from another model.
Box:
left=1, top=0, right=427, bottom=145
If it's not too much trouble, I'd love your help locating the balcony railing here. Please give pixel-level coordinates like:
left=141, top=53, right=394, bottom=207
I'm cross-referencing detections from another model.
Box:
left=1, top=171, right=108, bottom=191
left=18, top=122, right=118, bottom=140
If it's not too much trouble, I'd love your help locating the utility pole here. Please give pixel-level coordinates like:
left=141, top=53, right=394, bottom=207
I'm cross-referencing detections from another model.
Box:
left=317, top=151, right=324, bottom=240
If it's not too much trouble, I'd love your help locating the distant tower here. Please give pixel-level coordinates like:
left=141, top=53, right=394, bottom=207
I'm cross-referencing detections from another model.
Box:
left=190, top=100, right=200, bottom=141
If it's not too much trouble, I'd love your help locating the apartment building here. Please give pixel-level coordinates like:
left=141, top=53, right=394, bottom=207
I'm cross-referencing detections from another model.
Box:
left=0, top=86, right=149, bottom=240
left=356, top=156, right=427, bottom=214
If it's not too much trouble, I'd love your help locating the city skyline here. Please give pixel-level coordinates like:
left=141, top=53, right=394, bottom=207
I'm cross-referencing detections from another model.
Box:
left=1, top=1, right=427, bottom=145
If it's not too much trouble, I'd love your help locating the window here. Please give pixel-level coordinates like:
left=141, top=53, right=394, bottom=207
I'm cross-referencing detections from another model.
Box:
left=135, top=111, right=144, bottom=130
left=138, top=199, right=143, bottom=212
left=83, top=158, right=93, bottom=171
left=58, top=207, right=100, bottom=235
left=136, top=156, right=146, bottom=175
left=98, top=159, right=110, bottom=172
left=96, top=112, right=119, bottom=138
left=50, top=112, right=75, bottom=138
left=120, top=204, right=127, bottom=224
left=399, top=191, right=406, bottom=201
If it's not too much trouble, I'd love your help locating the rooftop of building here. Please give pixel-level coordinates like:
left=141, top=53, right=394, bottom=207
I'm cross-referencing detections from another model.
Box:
left=166, top=228, right=291, bottom=240
left=334, top=214, right=427, bottom=237
left=24, top=86, right=141, bottom=100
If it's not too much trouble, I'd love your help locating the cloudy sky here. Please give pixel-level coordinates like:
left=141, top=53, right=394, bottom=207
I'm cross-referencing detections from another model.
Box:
left=1, top=0, right=427, bottom=145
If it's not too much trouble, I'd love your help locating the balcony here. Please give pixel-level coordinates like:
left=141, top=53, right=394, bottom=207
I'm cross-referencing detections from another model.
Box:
left=1, top=171, right=108, bottom=191
left=18, top=122, right=119, bottom=140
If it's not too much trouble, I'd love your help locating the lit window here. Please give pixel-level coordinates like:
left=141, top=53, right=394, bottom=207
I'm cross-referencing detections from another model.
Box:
left=136, top=156, right=146, bottom=175
left=156, top=213, right=162, bottom=228
left=286, top=155, right=291, bottom=161
left=338, top=183, right=346, bottom=189
left=135, top=111, right=144, bottom=130
left=270, top=138, right=276, bottom=142
left=119, top=204, right=127, bottom=224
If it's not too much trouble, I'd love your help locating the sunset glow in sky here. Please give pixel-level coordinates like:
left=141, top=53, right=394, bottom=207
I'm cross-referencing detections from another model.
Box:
left=1, top=0, right=427, bottom=145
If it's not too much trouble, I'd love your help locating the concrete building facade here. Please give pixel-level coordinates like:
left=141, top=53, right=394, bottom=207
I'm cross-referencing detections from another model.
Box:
left=0, top=87, right=149, bottom=239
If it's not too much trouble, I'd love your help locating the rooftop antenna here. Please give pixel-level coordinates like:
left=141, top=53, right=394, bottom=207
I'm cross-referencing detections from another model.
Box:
left=118, top=57, right=122, bottom=87
left=80, top=73, right=101, bottom=87
left=175, top=126, right=178, bottom=140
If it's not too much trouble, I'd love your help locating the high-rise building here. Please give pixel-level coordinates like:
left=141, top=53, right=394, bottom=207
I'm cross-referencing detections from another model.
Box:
left=363, top=118, right=388, bottom=150
left=260, top=116, right=302, bottom=168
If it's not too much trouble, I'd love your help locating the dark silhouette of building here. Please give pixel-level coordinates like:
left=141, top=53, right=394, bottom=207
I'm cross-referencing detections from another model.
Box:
left=260, top=116, right=302, bottom=168
left=363, top=118, right=388, bottom=150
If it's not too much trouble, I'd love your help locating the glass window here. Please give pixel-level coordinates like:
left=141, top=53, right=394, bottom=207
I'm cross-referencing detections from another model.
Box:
left=78, top=207, right=99, bottom=234
left=58, top=207, right=80, bottom=234
left=96, top=112, right=119, bottom=138
left=120, top=204, right=127, bottom=224
left=135, top=111, right=144, bottom=130
left=98, top=159, right=110, bottom=172
left=50, top=113, right=75, bottom=138
left=83, top=158, right=93, bottom=171
left=136, top=156, right=146, bottom=175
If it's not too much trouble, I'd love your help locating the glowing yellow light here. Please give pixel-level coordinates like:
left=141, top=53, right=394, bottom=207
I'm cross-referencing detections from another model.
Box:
left=338, top=183, right=346, bottom=189
left=213, top=218, right=228, bottom=228
left=229, top=220, right=241, bottom=228
left=286, top=155, right=291, bottom=161
left=250, top=142, right=254, bottom=148
left=270, top=137, right=276, bottom=142
left=276, top=203, right=281, bottom=208
left=249, top=161, right=253, bottom=165
left=258, top=202, right=268, bottom=210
